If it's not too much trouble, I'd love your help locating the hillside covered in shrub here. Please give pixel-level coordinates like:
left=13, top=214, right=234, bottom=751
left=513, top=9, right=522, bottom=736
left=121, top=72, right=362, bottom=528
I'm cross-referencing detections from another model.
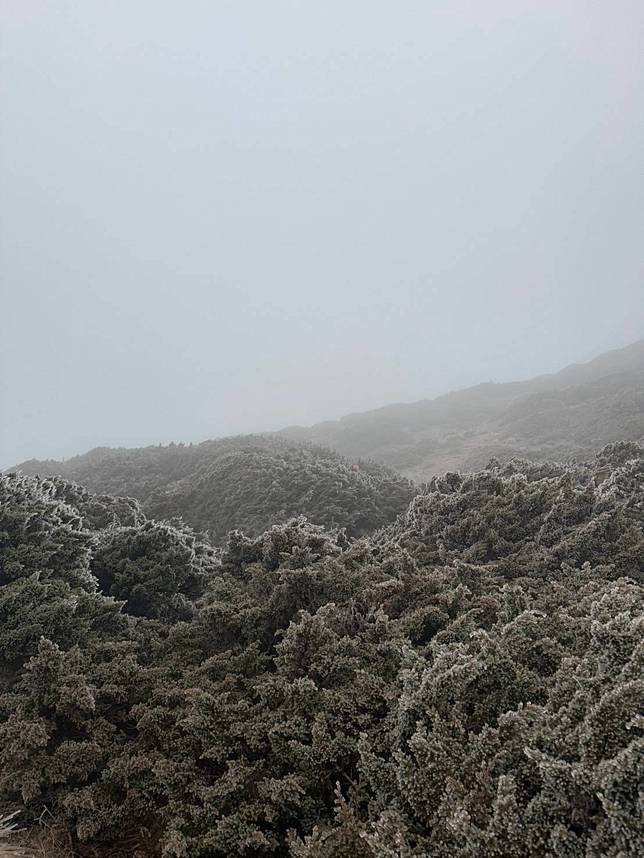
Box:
left=285, top=338, right=644, bottom=481
left=14, top=436, right=415, bottom=543
left=0, top=442, right=642, bottom=856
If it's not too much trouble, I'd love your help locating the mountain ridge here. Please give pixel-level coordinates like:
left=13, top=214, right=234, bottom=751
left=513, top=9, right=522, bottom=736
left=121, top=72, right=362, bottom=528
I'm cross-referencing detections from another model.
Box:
left=11, top=337, right=644, bottom=490
left=279, top=337, right=644, bottom=479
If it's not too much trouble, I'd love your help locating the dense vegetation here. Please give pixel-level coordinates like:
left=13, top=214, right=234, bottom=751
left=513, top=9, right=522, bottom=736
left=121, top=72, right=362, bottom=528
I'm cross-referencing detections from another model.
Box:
left=1, top=441, right=642, bottom=856
left=285, top=338, right=644, bottom=481
left=15, top=436, right=415, bottom=543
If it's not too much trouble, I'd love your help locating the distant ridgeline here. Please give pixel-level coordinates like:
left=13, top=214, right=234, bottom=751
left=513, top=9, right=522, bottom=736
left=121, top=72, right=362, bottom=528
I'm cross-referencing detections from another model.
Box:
left=0, top=441, right=642, bottom=856
left=13, top=436, right=416, bottom=543
left=14, top=339, right=644, bottom=538
left=282, top=337, right=644, bottom=481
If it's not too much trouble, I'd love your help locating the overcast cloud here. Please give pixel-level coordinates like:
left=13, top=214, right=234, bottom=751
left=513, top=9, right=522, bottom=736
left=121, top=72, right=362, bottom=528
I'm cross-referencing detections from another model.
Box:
left=1, top=0, right=643, bottom=466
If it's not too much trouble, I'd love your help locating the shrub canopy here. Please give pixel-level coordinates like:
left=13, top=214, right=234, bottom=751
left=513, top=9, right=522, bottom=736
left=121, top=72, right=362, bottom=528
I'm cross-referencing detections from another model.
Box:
left=1, top=443, right=642, bottom=856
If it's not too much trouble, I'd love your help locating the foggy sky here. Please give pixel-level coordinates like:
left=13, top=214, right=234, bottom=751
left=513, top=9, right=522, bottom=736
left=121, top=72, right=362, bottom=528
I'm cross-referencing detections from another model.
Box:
left=2, top=1, right=644, bottom=468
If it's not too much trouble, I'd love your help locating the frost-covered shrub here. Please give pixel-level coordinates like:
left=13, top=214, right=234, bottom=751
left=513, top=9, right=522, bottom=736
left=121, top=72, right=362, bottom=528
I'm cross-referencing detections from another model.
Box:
left=0, top=444, right=642, bottom=856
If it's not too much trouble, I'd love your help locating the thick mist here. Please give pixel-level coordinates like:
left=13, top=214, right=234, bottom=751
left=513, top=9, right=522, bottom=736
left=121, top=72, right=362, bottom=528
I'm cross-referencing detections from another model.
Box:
left=1, top=0, right=644, bottom=467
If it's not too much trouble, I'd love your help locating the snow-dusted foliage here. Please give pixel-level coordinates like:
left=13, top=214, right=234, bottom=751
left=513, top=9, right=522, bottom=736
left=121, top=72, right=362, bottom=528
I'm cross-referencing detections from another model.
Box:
left=16, top=436, right=416, bottom=543
left=0, top=444, right=642, bottom=856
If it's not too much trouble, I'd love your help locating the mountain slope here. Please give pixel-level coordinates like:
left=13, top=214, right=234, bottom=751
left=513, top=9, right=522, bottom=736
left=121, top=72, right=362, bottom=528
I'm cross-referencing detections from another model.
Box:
left=13, top=436, right=415, bottom=542
left=2, top=442, right=643, bottom=856
left=281, top=338, right=644, bottom=480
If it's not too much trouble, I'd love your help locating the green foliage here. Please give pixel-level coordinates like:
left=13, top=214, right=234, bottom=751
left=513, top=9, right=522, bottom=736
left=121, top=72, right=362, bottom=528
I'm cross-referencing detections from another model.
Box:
left=91, top=521, right=216, bottom=621
left=1, top=443, right=643, bottom=856
left=0, top=473, right=95, bottom=590
left=15, top=436, right=416, bottom=543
